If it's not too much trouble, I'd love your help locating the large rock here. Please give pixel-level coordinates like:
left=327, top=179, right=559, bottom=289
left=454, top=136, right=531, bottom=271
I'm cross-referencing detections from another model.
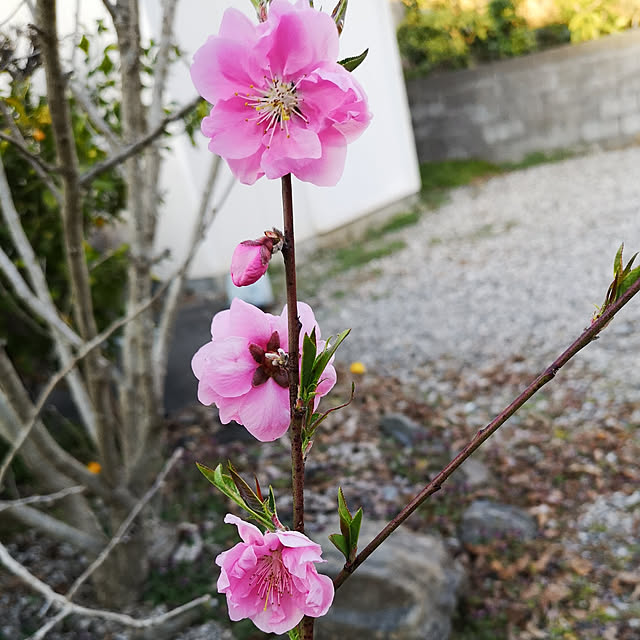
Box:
left=314, top=520, right=466, bottom=640
left=460, top=500, right=537, bottom=546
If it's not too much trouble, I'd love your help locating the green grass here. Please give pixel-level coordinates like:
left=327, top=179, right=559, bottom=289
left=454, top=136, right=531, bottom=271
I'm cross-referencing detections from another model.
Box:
left=501, top=149, right=575, bottom=171
left=331, top=239, right=406, bottom=274
left=420, top=158, right=503, bottom=193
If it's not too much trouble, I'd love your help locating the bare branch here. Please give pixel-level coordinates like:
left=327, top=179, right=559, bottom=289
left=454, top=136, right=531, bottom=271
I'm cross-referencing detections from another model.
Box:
left=27, top=608, right=71, bottom=640
left=69, top=81, right=121, bottom=152
left=65, top=448, right=184, bottom=601
left=4, top=505, right=104, bottom=552
left=78, top=96, right=201, bottom=186
left=0, top=247, right=82, bottom=347
left=0, top=131, right=59, bottom=176
left=0, top=486, right=85, bottom=513
left=0, top=540, right=211, bottom=629
left=0, top=153, right=97, bottom=438
left=150, top=0, right=179, bottom=128
left=0, top=250, right=192, bottom=488
left=153, top=154, right=226, bottom=396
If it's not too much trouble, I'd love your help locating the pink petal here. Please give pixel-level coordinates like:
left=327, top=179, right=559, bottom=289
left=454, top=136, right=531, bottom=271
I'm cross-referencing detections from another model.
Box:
left=293, top=128, right=347, bottom=186
left=231, top=242, right=269, bottom=286
left=191, top=34, right=256, bottom=103
left=236, top=381, right=290, bottom=441
left=205, top=337, right=256, bottom=398
left=227, top=147, right=266, bottom=185
left=224, top=513, right=265, bottom=545
left=226, top=298, right=273, bottom=345
left=315, top=363, right=337, bottom=399
left=264, top=1, right=338, bottom=79
left=262, top=124, right=322, bottom=179
left=203, top=99, right=264, bottom=159
left=302, top=569, right=334, bottom=617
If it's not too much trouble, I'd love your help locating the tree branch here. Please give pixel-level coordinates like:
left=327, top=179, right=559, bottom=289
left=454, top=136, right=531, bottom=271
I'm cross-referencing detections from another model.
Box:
left=65, top=448, right=183, bottom=602
left=78, top=97, right=200, bottom=187
left=0, top=131, right=59, bottom=176
left=4, top=504, right=104, bottom=553
left=0, top=486, right=85, bottom=513
left=0, top=148, right=97, bottom=439
left=0, top=540, right=211, bottom=631
left=0, top=100, right=62, bottom=205
left=152, top=154, right=228, bottom=398
left=333, top=274, right=640, bottom=590
left=0, top=237, right=207, bottom=489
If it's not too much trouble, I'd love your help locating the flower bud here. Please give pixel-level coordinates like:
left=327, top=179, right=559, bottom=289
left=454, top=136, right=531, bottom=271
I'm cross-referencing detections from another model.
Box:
left=230, top=229, right=283, bottom=287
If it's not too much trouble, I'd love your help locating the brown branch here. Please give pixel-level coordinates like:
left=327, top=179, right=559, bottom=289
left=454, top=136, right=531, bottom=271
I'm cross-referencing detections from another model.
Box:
left=0, top=131, right=59, bottom=175
left=0, top=539, right=211, bottom=632
left=333, top=274, right=640, bottom=590
left=78, top=97, right=200, bottom=187
left=281, top=174, right=305, bottom=533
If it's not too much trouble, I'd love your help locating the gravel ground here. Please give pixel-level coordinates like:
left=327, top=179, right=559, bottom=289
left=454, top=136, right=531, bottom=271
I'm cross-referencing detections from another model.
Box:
left=311, top=145, right=640, bottom=401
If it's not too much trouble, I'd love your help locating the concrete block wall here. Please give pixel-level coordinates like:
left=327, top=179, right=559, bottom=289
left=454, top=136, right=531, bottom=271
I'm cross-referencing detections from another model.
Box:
left=406, top=29, right=640, bottom=163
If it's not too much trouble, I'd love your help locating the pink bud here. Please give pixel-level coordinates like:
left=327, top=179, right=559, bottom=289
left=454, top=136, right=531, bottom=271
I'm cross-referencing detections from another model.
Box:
left=230, top=240, right=271, bottom=287
left=230, top=230, right=283, bottom=287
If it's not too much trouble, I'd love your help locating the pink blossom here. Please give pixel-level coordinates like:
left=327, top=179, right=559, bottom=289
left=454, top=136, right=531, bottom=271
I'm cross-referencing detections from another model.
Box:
left=216, top=514, right=334, bottom=634
left=190, top=0, right=371, bottom=186
left=191, top=298, right=336, bottom=441
left=231, top=230, right=282, bottom=287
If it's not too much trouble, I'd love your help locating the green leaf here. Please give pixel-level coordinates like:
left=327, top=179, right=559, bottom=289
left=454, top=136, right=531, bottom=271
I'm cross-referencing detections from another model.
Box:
left=338, top=49, right=368, bottom=72
left=78, top=35, right=90, bottom=55
left=331, top=0, right=348, bottom=35
left=620, top=265, right=640, bottom=297
left=613, top=243, right=624, bottom=277
left=311, top=328, right=350, bottom=383
left=287, top=627, right=301, bottom=640
left=329, top=533, right=350, bottom=560
left=348, top=507, right=363, bottom=561
left=299, top=328, right=317, bottom=398
left=99, top=53, right=114, bottom=75
left=196, top=462, right=274, bottom=530
left=228, top=462, right=263, bottom=512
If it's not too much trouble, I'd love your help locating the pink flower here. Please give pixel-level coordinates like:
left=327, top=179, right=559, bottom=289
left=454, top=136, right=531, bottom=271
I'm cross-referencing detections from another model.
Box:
left=216, top=514, right=334, bottom=634
left=191, top=298, right=336, bottom=441
left=190, top=0, right=371, bottom=186
left=231, top=230, right=282, bottom=287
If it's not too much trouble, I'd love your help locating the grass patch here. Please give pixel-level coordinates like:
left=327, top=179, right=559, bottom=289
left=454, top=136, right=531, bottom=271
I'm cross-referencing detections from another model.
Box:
left=366, top=209, right=422, bottom=240
left=501, top=149, right=574, bottom=171
left=420, top=159, right=503, bottom=192
left=331, top=239, right=406, bottom=274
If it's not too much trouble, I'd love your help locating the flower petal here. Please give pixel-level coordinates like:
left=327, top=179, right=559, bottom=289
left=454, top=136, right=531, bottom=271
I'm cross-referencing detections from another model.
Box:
left=236, top=381, right=290, bottom=441
left=224, top=513, right=265, bottom=545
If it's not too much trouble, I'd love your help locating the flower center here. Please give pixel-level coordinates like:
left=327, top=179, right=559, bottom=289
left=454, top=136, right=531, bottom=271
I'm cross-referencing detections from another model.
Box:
left=249, top=331, right=289, bottom=388
left=240, top=74, right=308, bottom=146
left=251, top=548, right=293, bottom=608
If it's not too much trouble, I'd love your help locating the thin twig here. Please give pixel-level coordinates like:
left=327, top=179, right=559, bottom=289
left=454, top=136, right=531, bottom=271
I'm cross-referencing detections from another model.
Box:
left=0, top=212, right=224, bottom=488
left=333, top=274, right=640, bottom=590
left=65, top=448, right=183, bottom=602
left=0, top=131, right=59, bottom=175
left=0, top=540, right=211, bottom=630
left=0, top=98, right=62, bottom=205
left=153, top=154, right=227, bottom=397
left=0, top=486, right=85, bottom=513
left=78, top=97, right=200, bottom=186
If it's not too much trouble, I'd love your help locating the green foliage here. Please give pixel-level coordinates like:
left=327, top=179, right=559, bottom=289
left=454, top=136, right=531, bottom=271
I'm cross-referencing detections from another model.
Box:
left=557, top=0, right=635, bottom=42
left=0, top=36, right=127, bottom=379
left=471, top=0, right=537, bottom=62
left=398, top=0, right=636, bottom=77
left=420, top=158, right=503, bottom=192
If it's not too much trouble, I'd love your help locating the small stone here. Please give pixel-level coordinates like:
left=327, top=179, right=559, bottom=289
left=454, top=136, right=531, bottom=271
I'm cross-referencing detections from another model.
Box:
left=460, top=500, right=537, bottom=545
left=379, top=413, right=421, bottom=447
left=459, top=458, right=491, bottom=488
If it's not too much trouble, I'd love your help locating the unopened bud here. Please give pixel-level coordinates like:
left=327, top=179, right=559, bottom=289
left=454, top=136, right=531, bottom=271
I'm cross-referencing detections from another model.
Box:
left=230, top=229, right=283, bottom=287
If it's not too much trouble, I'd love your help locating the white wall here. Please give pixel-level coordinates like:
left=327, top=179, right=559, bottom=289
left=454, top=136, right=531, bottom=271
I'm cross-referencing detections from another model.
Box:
left=2, top=0, right=420, bottom=279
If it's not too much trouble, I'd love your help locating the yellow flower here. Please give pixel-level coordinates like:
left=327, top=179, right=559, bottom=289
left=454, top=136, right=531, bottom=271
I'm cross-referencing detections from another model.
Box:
left=87, top=461, right=102, bottom=474
left=349, top=361, right=366, bottom=375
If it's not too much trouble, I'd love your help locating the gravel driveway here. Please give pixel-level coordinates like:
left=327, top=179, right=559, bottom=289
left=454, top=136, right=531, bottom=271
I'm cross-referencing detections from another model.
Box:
left=313, top=146, right=640, bottom=403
